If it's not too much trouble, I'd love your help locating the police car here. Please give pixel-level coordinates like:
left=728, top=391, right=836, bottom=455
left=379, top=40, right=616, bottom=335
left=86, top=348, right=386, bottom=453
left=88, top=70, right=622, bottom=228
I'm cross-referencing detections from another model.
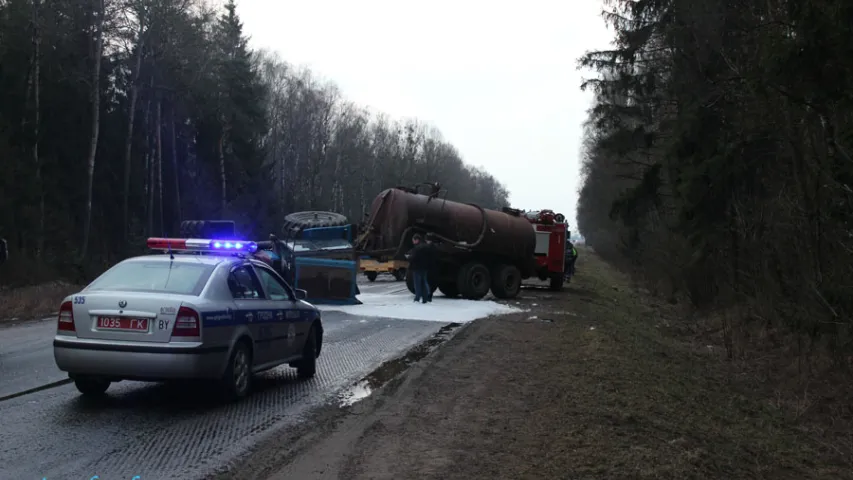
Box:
left=53, top=237, right=323, bottom=400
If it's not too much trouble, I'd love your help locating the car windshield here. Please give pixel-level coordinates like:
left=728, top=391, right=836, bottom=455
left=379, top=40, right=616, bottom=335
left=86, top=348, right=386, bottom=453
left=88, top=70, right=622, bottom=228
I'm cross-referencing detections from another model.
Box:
left=86, top=260, right=215, bottom=295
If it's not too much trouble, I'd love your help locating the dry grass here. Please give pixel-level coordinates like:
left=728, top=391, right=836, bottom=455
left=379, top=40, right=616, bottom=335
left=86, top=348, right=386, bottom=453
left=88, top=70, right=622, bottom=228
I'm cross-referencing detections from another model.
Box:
left=321, top=247, right=853, bottom=479
left=0, top=282, right=83, bottom=323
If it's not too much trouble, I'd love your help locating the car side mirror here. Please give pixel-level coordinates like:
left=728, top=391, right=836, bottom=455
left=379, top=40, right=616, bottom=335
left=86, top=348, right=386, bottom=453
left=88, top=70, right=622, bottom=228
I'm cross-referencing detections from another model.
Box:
left=294, top=289, right=307, bottom=300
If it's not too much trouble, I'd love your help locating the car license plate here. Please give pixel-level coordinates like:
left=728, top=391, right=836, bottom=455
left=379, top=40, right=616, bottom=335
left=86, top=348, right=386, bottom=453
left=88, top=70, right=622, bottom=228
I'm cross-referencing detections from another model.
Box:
left=97, top=316, right=148, bottom=331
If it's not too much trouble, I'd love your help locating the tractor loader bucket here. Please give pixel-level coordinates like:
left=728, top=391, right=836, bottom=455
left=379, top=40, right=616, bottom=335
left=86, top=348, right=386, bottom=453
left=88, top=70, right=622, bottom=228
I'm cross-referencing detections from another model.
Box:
left=254, top=224, right=362, bottom=305
left=293, top=256, right=362, bottom=305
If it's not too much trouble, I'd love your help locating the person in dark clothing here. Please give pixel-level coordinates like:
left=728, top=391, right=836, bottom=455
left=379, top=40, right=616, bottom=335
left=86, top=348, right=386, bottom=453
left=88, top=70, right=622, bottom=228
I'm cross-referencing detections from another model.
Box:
left=406, top=234, right=432, bottom=303
left=0, top=238, right=7, bottom=265
left=423, top=235, right=437, bottom=302
left=565, top=240, right=578, bottom=279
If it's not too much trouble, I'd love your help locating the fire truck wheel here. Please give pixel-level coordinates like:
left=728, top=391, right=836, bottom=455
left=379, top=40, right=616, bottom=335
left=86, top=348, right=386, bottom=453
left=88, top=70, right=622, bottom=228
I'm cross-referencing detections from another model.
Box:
left=457, top=262, right=491, bottom=300
left=366, top=271, right=378, bottom=282
left=549, top=273, right=564, bottom=291
left=490, top=264, right=521, bottom=299
left=438, top=283, right=459, bottom=298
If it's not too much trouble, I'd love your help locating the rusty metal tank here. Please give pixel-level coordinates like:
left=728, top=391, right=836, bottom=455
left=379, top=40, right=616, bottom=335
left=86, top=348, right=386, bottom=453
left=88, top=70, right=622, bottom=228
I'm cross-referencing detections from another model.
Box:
left=357, top=187, right=535, bottom=264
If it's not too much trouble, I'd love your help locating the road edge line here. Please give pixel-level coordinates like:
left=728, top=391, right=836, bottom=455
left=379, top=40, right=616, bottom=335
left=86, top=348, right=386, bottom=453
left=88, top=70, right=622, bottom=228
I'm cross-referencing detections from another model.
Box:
left=0, top=378, right=72, bottom=402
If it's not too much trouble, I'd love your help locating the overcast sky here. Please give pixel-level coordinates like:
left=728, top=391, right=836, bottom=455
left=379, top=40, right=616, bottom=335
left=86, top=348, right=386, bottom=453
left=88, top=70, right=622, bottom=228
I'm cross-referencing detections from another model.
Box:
left=238, top=0, right=612, bottom=230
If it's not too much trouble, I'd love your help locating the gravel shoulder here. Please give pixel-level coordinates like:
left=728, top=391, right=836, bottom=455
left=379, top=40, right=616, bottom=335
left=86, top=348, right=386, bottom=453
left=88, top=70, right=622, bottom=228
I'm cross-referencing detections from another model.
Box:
left=224, top=250, right=850, bottom=480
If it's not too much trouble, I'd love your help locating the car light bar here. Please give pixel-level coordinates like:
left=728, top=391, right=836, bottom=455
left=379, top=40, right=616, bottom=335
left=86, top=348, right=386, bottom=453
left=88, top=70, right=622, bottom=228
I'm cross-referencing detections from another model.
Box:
left=146, top=237, right=258, bottom=253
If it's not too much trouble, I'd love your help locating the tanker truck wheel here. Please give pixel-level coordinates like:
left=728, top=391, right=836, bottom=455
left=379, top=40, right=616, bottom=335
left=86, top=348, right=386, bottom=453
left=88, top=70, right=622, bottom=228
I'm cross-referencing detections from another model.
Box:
left=438, top=283, right=459, bottom=298
left=490, top=264, right=521, bottom=299
left=456, top=262, right=491, bottom=300
left=283, top=211, right=349, bottom=233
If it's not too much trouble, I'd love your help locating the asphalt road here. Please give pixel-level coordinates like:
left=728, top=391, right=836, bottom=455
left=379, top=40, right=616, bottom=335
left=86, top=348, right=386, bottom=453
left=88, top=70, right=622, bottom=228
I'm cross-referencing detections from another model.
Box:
left=0, top=280, right=447, bottom=480
left=0, top=318, right=62, bottom=398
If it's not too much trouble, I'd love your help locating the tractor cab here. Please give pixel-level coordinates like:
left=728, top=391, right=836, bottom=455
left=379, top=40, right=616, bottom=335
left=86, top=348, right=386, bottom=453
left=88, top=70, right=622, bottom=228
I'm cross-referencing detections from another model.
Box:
left=178, top=220, right=360, bottom=305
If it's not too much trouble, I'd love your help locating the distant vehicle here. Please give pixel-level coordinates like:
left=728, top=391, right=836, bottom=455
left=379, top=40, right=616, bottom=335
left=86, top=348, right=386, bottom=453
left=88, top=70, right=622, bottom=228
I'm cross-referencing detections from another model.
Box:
left=53, top=236, right=324, bottom=400
left=355, top=184, right=569, bottom=300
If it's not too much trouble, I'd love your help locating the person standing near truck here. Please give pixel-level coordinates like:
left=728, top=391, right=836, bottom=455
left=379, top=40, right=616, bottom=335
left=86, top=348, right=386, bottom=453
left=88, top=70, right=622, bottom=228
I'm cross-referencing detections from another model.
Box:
left=565, top=240, right=578, bottom=280
left=406, top=234, right=432, bottom=303
left=424, top=234, right=437, bottom=302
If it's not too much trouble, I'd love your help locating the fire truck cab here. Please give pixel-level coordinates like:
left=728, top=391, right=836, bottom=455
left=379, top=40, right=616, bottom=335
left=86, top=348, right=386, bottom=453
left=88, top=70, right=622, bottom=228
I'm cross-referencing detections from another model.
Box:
left=523, top=209, right=569, bottom=290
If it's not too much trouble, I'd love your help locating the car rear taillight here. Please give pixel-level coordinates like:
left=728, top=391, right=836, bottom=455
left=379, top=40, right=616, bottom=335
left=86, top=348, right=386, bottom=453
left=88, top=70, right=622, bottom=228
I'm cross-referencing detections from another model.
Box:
left=171, top=306, right=200, bottom=338
left=58, top=301, right=75, bottom=332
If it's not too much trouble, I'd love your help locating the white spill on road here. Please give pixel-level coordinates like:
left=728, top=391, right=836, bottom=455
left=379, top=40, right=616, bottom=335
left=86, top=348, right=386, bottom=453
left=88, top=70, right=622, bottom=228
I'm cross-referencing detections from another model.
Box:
left=316, top=278, right=521, bottom=323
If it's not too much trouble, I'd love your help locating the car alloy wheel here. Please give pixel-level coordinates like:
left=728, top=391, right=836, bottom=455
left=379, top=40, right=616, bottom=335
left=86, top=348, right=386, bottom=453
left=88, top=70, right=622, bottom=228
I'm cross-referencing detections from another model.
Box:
left=233, top=347, right=250, bottom=396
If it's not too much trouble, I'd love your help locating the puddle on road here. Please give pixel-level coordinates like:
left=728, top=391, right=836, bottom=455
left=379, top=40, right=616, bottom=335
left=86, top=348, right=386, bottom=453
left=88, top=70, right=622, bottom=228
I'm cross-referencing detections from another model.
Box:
left=337, top=322, right=463, bottom=408
left=339, top=380, right=372, bottom=407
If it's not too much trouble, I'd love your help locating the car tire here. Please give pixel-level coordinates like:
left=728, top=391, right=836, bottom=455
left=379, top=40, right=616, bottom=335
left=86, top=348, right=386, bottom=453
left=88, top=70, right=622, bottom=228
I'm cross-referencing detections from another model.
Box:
left=297, top=325, right=318, bottom=379
left=222, top=340, right=252, bottom=400
left=74, top=376, right=110, bottom=396
left=366, top=271, right=378, bottom=282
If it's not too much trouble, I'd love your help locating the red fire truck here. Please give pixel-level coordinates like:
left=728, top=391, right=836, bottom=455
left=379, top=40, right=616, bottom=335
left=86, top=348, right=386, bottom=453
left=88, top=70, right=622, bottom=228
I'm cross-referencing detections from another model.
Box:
left=521, top=209, right=569, bottom=290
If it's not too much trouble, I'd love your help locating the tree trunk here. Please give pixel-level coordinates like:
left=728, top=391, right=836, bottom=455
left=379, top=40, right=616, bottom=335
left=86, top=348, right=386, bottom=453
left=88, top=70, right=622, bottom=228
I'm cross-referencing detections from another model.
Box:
left=219, top=125, right=228, bottom=217
left=156, top=99, right=163, bottom=236
left=145, top=78, right=154, bottom=236
left=31, top=0, right=43, bottom=257
left=170, top=108, right=181, bottom=225
left=80, top=0, right=105, bottom=261
left=122, top=16, right=145, bottom=243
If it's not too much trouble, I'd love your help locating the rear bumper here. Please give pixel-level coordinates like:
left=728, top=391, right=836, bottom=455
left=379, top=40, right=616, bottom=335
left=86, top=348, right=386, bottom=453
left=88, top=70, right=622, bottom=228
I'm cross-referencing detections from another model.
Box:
left=53, top=337, right=228, bottom=381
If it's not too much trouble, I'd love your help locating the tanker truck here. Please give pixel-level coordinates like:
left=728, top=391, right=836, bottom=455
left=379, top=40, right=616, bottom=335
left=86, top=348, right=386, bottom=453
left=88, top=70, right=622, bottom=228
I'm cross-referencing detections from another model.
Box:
left=354, top=184, right=569, bottom=300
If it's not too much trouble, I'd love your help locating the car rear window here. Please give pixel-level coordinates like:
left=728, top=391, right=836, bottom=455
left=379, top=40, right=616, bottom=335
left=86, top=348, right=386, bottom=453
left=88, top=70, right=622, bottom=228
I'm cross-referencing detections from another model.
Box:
left=86, top=260, right=215, bottom=295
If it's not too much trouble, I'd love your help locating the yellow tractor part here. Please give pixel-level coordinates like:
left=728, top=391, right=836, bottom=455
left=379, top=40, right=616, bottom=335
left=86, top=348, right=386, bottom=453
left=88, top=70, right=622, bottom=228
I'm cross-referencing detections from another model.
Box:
left=359, top=258, right=408, bottom=282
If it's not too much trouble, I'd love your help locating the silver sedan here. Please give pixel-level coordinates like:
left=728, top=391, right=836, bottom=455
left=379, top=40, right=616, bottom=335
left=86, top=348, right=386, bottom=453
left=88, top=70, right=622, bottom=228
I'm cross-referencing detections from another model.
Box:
left=53, top=240, right=324, bottom=400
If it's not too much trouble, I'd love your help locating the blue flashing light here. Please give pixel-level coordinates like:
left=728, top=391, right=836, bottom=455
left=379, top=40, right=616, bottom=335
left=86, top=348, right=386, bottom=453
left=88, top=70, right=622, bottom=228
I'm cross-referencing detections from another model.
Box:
left=210, top=239, right=257, bottom=253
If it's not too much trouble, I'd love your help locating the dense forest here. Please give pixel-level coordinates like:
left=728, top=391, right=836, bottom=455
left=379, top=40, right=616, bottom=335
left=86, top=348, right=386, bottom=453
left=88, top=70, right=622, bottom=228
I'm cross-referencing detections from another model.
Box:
left=577, top=0, right=853, bottom=354
left=0, top=0, right=510, bottom=284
